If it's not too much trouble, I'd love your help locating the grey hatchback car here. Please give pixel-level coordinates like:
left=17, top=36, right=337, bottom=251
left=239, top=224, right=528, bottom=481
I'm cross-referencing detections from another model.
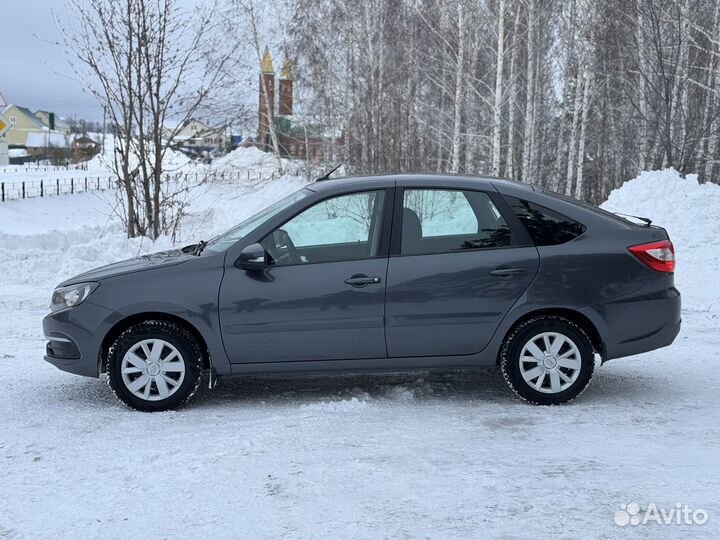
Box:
left=43, top=174, right=681, bottom=411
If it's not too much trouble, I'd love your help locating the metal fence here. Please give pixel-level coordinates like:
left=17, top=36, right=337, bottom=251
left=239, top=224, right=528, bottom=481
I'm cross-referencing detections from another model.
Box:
left=0, top=163, right=91, bottom=174
left=0, top=168, right=311, bottom=202
left=1, top=177, right=115, bottom=201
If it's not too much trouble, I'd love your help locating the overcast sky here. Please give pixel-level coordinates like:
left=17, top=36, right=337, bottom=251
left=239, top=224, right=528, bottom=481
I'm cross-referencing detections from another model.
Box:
left=3, top=2, right=103, bottom=120
left=3, top=1, right=291, bottom=124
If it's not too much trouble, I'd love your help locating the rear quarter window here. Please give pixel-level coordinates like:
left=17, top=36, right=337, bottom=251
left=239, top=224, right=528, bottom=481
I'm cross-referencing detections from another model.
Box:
left=538, top=188, right=639, bottom=227
left=504, top=196, right=585, bottom=246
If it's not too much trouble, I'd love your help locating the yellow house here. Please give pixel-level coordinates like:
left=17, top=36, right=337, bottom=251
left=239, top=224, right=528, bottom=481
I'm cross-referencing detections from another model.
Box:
left=0, top=104, right=47, bottom=146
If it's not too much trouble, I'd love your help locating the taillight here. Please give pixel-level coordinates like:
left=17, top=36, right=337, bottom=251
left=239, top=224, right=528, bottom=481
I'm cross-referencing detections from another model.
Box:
left=628, top=240, right=675, bottom=273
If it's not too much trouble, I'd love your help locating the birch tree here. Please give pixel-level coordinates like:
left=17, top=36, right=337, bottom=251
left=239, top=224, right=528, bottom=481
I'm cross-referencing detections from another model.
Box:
left=450, top=2, right=466, bottom=173
left=565, top=57, right=584, bottom=194
left=64, top=0, right=229, bottom=239
left=491, top=0, right=506, bottom=176
left=288, top=0, right=720, bottom=205
left=702, top=2, right=720, bottom=180
left=505, top=6, right=521, bottom=180
left=574, top=69, right=592, bottom=199
left=553, top=0, right=576, bottom=192
left=521, top=0, right=536, bottom=182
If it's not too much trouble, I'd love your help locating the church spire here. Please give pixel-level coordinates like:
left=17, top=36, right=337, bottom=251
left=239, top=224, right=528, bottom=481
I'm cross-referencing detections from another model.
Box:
left=260, top=47, right=274, bottom=74
left=280, top=57, right=293, bottom=80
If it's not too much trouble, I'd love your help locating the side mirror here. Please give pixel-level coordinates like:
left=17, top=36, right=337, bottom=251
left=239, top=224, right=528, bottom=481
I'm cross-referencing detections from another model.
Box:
left=234, top=243, right=267, bottom=270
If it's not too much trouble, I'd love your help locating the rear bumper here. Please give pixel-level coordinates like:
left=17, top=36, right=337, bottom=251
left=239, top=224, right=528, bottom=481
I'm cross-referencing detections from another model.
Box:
left=42, top=301, right=118, bottom=378
left=602, top=287, right=681, bottom=360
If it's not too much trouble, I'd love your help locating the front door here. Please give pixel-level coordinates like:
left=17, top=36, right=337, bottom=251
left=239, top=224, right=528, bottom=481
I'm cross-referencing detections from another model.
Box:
left=219, top=189, right=390, bottom=363
left=385, top=187, right=539, bottom=357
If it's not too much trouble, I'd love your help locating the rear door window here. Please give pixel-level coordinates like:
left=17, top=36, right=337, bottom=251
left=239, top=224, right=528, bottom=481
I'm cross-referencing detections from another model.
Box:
left=401, top=189, right=512, bottom=255
left=504, top=196, right=585, bottom=246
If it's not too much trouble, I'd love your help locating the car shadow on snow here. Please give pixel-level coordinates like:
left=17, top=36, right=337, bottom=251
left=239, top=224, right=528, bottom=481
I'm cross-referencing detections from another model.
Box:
left=53, top=363, right=671, bottom=411
left=187, top=364, right=669, bottom=410
left=196, top=367, right=514, bottom=408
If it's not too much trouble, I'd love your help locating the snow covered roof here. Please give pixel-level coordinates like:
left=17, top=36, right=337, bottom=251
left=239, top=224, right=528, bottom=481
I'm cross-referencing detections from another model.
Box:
left=25, top=131, right=70, bottom=148
left=73, top=135, right=98, bottom=144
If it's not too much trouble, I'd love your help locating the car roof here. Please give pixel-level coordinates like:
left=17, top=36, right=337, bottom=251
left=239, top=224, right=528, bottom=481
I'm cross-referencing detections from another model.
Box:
left=304, top=172, right=637, bottom=232
left=307, top=172, right=535, bottom=193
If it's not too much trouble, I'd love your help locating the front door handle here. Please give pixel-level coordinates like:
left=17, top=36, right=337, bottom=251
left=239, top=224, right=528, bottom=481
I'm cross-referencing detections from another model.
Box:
left=344, top=274, right=382, bottom=287
left=490, top=266, right=526, bottom=278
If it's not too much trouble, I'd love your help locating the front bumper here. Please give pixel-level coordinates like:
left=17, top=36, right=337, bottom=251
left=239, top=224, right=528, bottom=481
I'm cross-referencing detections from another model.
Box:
left=42, top=301, right=118, bottom=378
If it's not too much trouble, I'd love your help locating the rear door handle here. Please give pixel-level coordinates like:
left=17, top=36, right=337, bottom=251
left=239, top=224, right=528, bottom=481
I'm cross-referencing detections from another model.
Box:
left=344, top=274, right=382, bottom=287
left=490, top=266, right=526, bottom=278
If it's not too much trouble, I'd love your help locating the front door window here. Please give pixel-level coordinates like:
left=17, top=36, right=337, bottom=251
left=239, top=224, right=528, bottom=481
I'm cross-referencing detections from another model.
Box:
left=262, top=190, right=386, bottom=265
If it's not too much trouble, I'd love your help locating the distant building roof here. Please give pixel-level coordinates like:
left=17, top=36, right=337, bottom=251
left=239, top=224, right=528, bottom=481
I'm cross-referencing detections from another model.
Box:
left=13, top=106, right=45, bottom=129
left=25, top=131, right=69, bottom=148
left=73, top=135, right=98, bottom=145
left=34, top=110, right=70, bottom=130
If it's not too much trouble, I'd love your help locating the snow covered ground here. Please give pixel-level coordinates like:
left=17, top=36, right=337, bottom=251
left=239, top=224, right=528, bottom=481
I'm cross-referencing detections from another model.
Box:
left=0, top=165, right=718, bottom=539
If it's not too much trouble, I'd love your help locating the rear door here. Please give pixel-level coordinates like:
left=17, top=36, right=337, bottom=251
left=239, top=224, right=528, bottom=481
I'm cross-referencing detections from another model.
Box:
left=385, top=184, right=539, bottom=358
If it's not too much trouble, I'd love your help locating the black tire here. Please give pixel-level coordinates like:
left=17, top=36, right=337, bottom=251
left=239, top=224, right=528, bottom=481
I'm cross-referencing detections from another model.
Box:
left=501, top=316, right=595, bottom=405
left=106, top=320, right=204, bottom=412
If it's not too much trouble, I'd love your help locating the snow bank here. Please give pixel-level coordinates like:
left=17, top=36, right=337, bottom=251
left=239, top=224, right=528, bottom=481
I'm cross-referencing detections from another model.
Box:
left=601, top=168, right=720, bottom=311
left=0, top=144, right=310, bottom=290
left=176, top=173, right=309, bottom=247
left=84, top=135, right=195, bottom=174
left=0, top=143, right=301, bottom=185
left=0, top=173, right=308, bottom=289
left=210, top=145, right=308, bottom=179
left=211, top=145, right=281, bottom=174
left=0, top=135, right=196, bottom=184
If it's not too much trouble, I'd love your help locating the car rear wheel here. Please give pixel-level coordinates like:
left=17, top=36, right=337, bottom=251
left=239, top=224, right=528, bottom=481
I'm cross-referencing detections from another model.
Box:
left=501, top=316, right=595, bottom=405
left=106, top=320, right=204, bottom=412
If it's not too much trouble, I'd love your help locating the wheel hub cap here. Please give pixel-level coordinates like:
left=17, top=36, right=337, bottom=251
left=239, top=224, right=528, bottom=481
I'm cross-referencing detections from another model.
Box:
left=518, top=331, right=582, bottom=394
left=120, top=338, right=186, bottom=402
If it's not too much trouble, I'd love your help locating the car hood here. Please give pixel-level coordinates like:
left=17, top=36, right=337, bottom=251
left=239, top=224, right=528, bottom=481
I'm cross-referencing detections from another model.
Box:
left=59, top=249, right=193, bottom=286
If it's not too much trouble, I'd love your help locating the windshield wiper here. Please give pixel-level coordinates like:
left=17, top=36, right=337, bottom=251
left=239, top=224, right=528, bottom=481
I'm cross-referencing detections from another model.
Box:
left=193, top=240, right=207, bottom=256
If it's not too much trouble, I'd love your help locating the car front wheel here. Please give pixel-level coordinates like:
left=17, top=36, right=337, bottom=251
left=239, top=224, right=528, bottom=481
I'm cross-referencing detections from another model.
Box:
left=501, top=316, right=595, bottom=405
left=106, top=320, right=204, bottom=412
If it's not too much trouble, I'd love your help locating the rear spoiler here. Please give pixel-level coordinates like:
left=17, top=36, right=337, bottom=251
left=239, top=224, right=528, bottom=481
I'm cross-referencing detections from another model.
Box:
left=611, top=212, right=652, bottom=227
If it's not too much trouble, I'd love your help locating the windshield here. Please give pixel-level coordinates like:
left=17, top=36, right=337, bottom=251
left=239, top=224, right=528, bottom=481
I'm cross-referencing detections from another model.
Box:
left=204, top=189, right=309, bottom=252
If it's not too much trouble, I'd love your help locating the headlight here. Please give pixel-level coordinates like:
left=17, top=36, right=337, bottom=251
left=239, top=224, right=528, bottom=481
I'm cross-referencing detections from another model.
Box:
left=50, top=282, right=99, bottom=312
